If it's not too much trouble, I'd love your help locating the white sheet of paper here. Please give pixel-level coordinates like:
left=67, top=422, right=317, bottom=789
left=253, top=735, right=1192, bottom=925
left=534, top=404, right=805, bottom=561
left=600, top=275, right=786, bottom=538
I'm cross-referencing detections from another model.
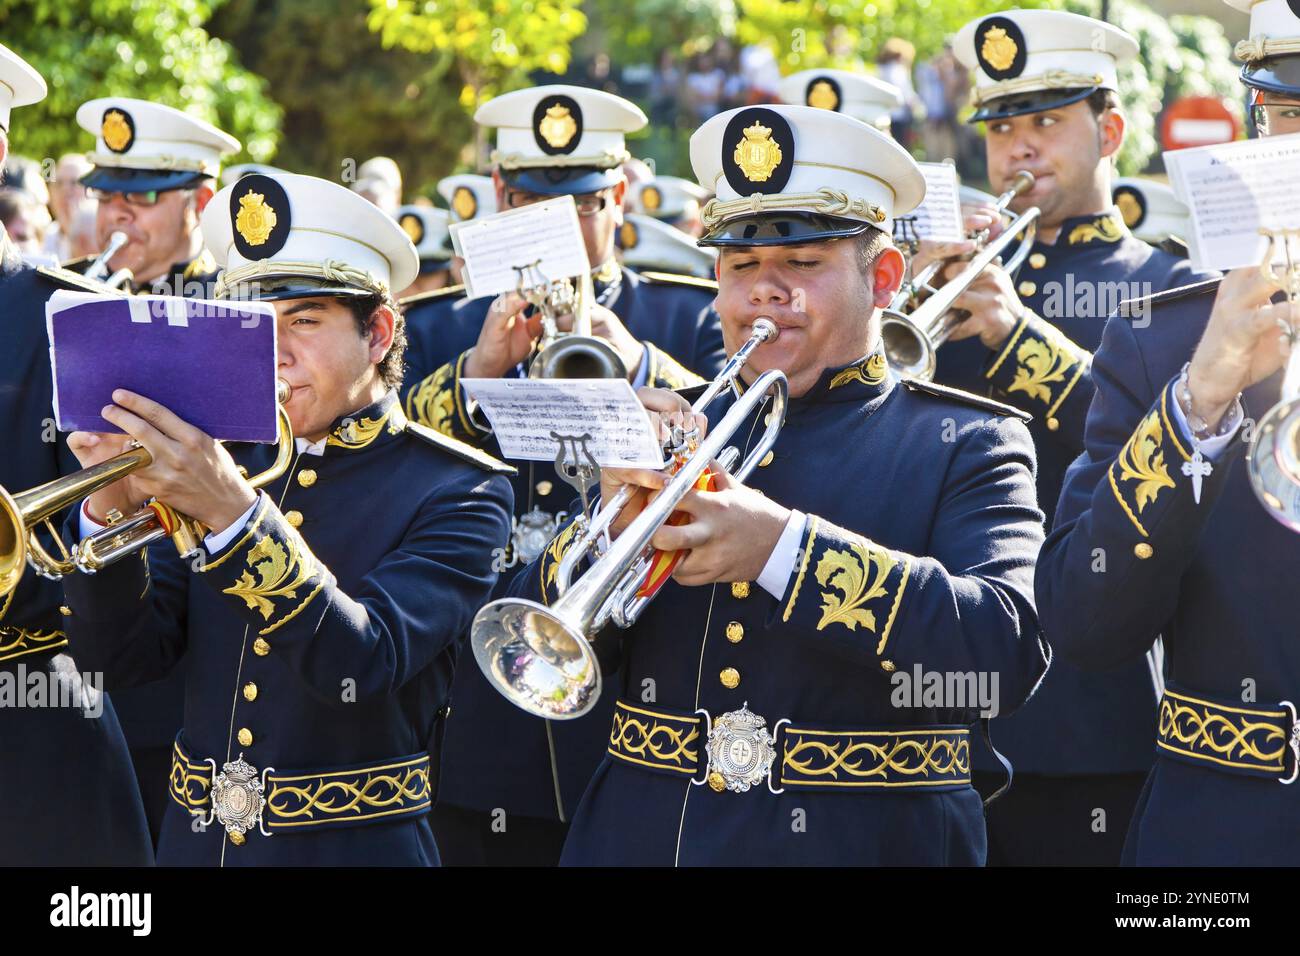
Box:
left=462, top=377, right=667, bottom=469
left=1164, top=132, right=1300, bottom=271
left=449, top=196, right=591, bottom=299
left=896, top=163, right=964, bottom=244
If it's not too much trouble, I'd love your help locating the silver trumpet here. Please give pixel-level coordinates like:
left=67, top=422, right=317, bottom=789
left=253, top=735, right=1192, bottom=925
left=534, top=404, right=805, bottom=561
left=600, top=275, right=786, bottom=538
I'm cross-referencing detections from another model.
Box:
left=1249, top=228, right=1300, bottom=531
left=84, top=230, right=134, bottom=289
left=515, top=260, right=627, bottom=380
left=882, top=170, right=1040, bottom=381
left=471, top=319, right=787, bottom=719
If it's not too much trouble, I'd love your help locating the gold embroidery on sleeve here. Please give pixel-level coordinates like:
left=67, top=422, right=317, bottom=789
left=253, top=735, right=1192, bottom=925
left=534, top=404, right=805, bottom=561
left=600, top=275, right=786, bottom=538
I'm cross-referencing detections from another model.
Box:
left=814, top=541, right=896, bottom=633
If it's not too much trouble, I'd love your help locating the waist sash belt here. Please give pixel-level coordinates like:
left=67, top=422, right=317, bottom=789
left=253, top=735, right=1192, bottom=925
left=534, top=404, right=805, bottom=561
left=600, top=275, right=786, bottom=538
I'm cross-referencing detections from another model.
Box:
left=169, top=733, right=431, bottom=843
left=608, top=700, right=972, bottom=794
left=1156, top=684, right=1300, bottom=782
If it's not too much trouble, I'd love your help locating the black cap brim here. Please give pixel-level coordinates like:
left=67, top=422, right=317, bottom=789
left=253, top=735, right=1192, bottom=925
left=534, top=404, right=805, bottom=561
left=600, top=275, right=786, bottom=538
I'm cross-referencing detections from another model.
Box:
left=968, top=86, right=1098, bottom=123
left=699, top=212, right=872, bottom=247
left=221, top=276, right=376, bottom=302
left=501, top=166, right=621, bottom=195
left=80, top=166, right=211, bottom=194
left=417, top=256, right=452, bottom=275
left=1242, top=56, right=1300, bottom=98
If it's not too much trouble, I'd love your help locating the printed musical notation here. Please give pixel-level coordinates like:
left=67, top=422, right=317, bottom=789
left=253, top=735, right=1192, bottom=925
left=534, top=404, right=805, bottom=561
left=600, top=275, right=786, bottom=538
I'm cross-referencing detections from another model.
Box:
left=461, top=377, right=667, bottom=469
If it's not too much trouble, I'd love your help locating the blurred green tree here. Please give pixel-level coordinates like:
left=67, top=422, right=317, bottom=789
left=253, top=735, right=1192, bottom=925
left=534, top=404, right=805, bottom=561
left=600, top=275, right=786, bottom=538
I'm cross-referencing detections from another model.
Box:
left=0, top=0, right=280, bottom=166
left=366, top=0, right=586, bottom=175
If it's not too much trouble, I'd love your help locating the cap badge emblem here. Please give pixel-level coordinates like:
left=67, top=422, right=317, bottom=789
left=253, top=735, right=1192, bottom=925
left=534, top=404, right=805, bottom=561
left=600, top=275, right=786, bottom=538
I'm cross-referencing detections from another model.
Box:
left=452, top=186, right=477, bottom=220
left=539, top=104, right=578, bottom=149
left=807, top=79, right=839, bottom=111
left=733, top=122, right=782, bottom=183
left=981, top=26, right=1018, bottom=73
left=235, top=191, right=278, bottom=247
left=102, top=110, right=133, bottom=152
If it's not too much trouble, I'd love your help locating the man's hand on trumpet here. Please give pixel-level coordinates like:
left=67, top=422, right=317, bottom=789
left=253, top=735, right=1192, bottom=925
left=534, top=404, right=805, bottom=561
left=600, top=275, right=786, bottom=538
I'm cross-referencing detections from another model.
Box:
left=462, top=290, right=646, bottom=380
left=598, top=387, right=789, bottom=585
left=907, top=205, right=1024, bottom=350
left=68, top=389, right=256, bottom=532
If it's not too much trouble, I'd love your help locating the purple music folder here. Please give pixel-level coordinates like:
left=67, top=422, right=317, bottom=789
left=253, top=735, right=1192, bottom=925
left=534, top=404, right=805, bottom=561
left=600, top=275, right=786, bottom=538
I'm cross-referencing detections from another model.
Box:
left=47, top=291, right=279, bottom=443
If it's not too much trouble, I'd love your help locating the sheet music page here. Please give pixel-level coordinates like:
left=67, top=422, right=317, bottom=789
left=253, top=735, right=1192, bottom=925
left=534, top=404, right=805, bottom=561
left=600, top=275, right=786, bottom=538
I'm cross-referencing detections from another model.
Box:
left=462, top=377, right=667, bottom=469
left=895, top=162, right=964, bottom=244
left=1165, top=132, right=1300, bottom=271
left=450, top=195, right=591, bottom=299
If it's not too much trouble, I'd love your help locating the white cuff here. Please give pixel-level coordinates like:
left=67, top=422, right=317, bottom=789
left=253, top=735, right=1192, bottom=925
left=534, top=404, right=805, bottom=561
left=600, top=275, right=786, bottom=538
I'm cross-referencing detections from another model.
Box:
left=1169, top=390, right=1239, bottom=461
left=78, top=500, right=110, bottom=540
left=203, top=494, right=263, bottom=555
left=631, top=345, right=650, bottom=389
left=756, top=509, right=807, bottom=601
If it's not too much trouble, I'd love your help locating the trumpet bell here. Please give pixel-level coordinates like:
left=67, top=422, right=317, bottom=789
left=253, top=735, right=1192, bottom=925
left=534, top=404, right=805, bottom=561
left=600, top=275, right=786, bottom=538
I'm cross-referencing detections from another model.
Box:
left=470, top=597, right=602, bottom=720
left=0, top=486, right=27, bottom=598
left=1248, top=398, right=1300, bottom=532
left=880, top=310, right=937, bottom=381
left=530, top=334, right=627, bottom=380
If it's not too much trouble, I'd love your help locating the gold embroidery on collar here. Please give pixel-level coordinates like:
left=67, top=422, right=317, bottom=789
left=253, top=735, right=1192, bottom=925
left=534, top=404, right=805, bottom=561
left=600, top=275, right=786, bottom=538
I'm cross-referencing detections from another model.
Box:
left=1067, top=214, right=1125, bottom=245
left=326, top=405, right=402, bottom=449
left=814, top=541, right=896, bottom=633
left=829, top=352, right=889, bottom=390
left=223, top=533, right=320, bottom=630
left=1115, top=408, right=1175, bottom=514
left=1007, top=326, right=1077, bottom=404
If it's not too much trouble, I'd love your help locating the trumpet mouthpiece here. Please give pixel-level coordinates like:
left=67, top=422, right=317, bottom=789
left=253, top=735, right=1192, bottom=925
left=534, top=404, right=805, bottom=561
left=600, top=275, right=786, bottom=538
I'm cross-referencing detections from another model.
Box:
left=752, top=318, right=779, bottom=342
left=1012, top=171, right=1036, bottom=194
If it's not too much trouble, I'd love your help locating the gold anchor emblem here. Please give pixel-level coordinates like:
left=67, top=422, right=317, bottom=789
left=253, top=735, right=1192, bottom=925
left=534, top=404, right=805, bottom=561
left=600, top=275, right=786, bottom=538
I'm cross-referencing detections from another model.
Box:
left=641, top=185, right=662, bottom=212
left=807, top=79, right=839, bottom=111
left=235, top=191, right=278, bottom=246
left=102, top=110, right=133, bottom=152
left=620, top=221, right=638, bottom=248
left=733, top=122, right=782, bottom=183
left=538, top=104, right=578, bottom=149
left=452, top=186, right=477, bottom=220
left=981, top=26, right=1019, bottom=72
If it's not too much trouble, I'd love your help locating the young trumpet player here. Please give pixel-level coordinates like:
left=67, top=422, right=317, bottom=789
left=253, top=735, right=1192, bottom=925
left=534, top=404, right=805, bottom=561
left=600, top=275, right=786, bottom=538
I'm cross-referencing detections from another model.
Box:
left=1036, top=0, right=1300, bottom=865
left=910, top=9, right=1210, bottom=866
left=59, top=173, right=514, bottom=865
left=499, top=104, right=1049, bottom=866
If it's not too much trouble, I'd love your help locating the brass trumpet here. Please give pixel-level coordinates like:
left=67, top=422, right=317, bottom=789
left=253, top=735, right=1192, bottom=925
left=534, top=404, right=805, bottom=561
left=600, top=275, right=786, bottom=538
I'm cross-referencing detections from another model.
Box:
left=84, top=230, right=134, bottom=290
left=882, top=171, right=1040, bottom=381
left=515, top=260, right=627, bottom=380
left=0, top=382, right=294, bottom=598
left=1248, top=228, right=1300, bottom=531
left=470, top=319, right=786, bottom=719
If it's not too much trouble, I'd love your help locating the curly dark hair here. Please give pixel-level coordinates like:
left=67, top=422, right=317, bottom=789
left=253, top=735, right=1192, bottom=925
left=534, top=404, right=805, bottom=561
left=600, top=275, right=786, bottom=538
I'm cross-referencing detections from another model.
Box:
left=342, top=291, right=407, bottom=389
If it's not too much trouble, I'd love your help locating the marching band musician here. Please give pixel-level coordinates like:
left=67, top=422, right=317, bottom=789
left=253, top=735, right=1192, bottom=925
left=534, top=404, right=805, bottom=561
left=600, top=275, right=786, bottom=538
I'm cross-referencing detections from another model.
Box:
left=69, top=98, right=238, bottom=295
left=1036, top=0, right=1300, bottom=865
left=0, top=42, right=152, bottom=866
left=401, top=85, right=726, bottom=866
left=504, top=104, right=1049, bottom=865
left=913, top=9, right=1208, bottom=865
left=58, top=172, right=514, bottom=865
